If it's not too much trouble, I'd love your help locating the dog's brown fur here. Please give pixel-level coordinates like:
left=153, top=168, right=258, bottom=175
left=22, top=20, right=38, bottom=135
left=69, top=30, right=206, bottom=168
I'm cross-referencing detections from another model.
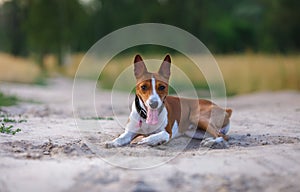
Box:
left=135, top=54, right=232, bottom=140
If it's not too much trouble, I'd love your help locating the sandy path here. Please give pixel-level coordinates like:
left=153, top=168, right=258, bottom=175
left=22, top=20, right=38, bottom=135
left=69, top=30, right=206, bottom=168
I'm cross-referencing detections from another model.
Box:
left=1, top=78, right=300, bottom=192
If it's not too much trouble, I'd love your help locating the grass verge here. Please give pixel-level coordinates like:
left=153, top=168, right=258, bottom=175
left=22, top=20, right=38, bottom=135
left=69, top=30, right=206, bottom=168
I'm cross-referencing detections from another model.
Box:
left=0, top=92, right=18, bottom=106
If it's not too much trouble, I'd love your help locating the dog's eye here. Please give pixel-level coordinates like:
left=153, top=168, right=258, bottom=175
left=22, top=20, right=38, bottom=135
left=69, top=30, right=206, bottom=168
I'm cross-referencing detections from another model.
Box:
left=158, top=85, right=165, bottom=91
left=141, top=85, right=147, bottom=90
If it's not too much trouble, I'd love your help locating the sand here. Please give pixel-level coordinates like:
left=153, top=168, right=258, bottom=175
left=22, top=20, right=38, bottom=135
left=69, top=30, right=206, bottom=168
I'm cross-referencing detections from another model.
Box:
left=1, top=78, right=300, bottom=192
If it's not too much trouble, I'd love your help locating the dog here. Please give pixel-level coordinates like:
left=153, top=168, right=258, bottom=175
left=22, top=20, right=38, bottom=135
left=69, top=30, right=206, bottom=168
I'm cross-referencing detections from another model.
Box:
left=105, top=54, right=232, bottom=148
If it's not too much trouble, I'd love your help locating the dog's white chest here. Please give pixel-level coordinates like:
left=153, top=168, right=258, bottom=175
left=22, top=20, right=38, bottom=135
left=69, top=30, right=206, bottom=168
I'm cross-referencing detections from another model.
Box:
left=126, top=102, right=168, bottom=135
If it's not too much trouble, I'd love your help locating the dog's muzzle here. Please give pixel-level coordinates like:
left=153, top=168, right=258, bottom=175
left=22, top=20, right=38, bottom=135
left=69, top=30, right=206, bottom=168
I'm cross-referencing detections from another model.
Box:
left=149, top=99, right=158, bottom=109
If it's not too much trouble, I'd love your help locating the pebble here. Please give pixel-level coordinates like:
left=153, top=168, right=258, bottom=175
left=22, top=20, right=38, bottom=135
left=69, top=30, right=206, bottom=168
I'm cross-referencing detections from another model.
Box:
left=246, top=133, right=251, bottom=137
left=261, top=141, right=268, bottom=145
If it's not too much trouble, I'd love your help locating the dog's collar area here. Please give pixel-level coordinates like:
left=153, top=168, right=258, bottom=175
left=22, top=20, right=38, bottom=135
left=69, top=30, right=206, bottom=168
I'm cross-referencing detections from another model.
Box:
left=135, top=95, right=147, bottom=119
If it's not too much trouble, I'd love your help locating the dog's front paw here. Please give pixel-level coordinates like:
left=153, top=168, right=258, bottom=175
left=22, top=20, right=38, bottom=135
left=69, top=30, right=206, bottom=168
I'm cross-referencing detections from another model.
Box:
left=200, top=137, right=228, bottom=149
left=137, top=137, right=166, bottom=146
left=105, top=141, right=119, bottom=148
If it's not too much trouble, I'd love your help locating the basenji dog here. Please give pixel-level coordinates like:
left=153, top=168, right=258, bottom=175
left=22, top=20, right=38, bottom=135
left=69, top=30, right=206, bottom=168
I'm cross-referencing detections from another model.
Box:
left=105, top=55, right=232, bottom=148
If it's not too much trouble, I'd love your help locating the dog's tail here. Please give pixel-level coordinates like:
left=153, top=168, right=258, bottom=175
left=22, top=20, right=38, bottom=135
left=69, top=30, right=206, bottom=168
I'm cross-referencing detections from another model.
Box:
left=225, top=108, right=232, bottom=118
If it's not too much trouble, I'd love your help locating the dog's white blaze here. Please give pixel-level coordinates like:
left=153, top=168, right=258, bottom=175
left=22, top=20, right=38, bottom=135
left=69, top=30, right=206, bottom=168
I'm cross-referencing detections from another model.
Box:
left=152, top=77, right=156, bottom=95
left=146, top=77, right=162, bottom=109
left=151, top=77, right=160, bottom=103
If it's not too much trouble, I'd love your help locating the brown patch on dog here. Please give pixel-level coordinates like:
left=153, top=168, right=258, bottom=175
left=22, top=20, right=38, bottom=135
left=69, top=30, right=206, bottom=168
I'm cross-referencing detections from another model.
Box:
left=136, top=80, right=152, bottom=107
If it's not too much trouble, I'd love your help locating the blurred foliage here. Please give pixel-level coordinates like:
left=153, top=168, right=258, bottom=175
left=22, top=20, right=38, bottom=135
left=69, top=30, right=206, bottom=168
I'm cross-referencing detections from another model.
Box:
left=0, top=0, right=299, bottom=68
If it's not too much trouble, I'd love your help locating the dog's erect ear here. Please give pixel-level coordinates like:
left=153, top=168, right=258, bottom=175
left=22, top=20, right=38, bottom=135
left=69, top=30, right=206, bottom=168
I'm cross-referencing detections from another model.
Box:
left=134, top=54, right=148, bottom=79
left=158, top=55, right=171, bottom=80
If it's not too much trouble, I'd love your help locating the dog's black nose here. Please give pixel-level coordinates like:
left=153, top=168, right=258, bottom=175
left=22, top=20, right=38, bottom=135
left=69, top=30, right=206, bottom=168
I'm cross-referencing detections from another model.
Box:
left=149, top=100, right=158, bottom=109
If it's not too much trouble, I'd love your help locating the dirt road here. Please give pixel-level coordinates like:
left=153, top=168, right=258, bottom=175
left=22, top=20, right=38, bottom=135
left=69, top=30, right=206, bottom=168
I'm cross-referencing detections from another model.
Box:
left=1, top=78, right=300, bottom=192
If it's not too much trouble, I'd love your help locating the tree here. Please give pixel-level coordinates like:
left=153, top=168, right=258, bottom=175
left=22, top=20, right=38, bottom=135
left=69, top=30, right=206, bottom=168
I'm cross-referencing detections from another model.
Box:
left=24, top=0, right=86, bottom=68
left=0, top=0, right=27, bottom=55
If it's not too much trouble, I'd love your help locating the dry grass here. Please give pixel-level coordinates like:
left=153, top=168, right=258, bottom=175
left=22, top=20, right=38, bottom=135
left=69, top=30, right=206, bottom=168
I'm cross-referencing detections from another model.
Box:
left=1, top=52, right=299, bottom=96
left=216, top=54, right=300, bottom=95
left=96, top=53, right=300, bottom=96
left=0, top=53, right=41, bottom=84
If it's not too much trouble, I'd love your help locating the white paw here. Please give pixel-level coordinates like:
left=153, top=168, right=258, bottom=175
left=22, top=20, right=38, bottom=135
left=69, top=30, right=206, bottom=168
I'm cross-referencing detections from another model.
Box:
left=105, top=141, right=119, bottom=148
left=105, top=140, right=125, bottom=148
left=200, top=137, right=216, bottom=147
left=137, top=137, right=167, bottom=146
left=200, top=137, right=228, bottom=149
left=137, top=131, right=169, bottom=146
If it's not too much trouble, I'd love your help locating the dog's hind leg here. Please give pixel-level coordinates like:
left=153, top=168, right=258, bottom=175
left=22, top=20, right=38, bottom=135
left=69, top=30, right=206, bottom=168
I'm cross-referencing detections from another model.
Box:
left=184, top=129, right=206, bottom=139
left=197, top=118, right=229, bottom=148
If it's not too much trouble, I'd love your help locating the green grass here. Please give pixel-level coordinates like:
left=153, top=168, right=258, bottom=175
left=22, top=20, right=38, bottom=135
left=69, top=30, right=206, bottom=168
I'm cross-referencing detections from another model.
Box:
left=0, top=91, right=40, bottom=106
left=0, top=92, right=18, bottom=106
left=81, top=116, right=114, bottom=120
left=0, top=123, right=21, bottom=135
left=0, top=114, right=26, bottom=135
left=0, top=91, right=27, bottom=135
left=1, top=117, right=27, bottom=123
left=34, top=75, right=48, bottom=86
